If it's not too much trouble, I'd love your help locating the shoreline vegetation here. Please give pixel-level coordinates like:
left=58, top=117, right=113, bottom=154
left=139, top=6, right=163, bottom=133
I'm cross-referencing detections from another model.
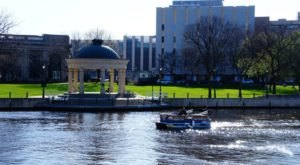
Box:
left=0, top=82, right=298, bottom=99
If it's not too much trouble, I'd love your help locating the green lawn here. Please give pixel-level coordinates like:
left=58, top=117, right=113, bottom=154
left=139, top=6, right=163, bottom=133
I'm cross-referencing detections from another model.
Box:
left=126, top=84, right=299, bottom=98
left=0, top=82, right=298, bottom=98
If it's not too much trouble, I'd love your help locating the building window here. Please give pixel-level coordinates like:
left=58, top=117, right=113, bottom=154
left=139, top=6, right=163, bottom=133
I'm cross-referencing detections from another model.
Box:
left=161, top=36, right=164, bottom=43
left=162, top=24, right=165, bottom=31
left=52, top=70, right=60, bottom=80
left=173, top=48, right=176, bottom=54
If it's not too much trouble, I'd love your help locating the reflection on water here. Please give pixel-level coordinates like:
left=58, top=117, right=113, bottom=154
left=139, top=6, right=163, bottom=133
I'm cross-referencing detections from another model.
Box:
left=0, top=111, right=299, bottom=164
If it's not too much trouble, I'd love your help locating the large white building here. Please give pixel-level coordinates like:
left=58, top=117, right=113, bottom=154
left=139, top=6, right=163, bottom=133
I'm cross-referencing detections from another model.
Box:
left=156, top=0, right=255, bottom=76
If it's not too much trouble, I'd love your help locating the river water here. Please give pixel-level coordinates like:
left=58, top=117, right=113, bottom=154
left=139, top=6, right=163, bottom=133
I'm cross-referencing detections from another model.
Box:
left=0, top=111, right=299, bottom=165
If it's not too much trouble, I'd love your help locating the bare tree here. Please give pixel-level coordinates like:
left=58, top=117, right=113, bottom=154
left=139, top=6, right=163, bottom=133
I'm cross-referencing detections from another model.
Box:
left=48, top=46, right=70, bottom=82
left=161, top=50, right=177, bottom=83
left=84, top=28, right=111, bottom=40
left=0, top=10, right=15, bottom=34
left=181, top=46, right=200, bottom=83
left=0, top=10, right=18, bottom=81
left=184, top=16, right=239, bottom=98
left=0, top=46, right=19, bottom=81
left=84, top=27, right=117, bottom=47
left=70, top=28, right=114, bottom=53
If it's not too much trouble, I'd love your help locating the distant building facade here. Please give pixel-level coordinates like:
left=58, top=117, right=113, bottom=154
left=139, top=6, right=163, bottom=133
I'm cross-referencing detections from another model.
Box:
left=122, top=36, right=156, bottom=81
left=156, top=0, right=255, bottom=77
left=0, top=34, right=70, bottom=82
left=256, top=12, right=300, bottom=31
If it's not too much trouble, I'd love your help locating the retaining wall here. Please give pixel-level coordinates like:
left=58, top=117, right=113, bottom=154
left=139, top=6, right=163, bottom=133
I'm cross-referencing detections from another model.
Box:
left=165, top=98, right=300, bottom=108
left=0, top=98, right=48, bottom=109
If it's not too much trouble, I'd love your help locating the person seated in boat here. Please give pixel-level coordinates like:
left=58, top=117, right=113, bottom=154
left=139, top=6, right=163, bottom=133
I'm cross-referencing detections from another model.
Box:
left=178, top=107, right=187, bottom=116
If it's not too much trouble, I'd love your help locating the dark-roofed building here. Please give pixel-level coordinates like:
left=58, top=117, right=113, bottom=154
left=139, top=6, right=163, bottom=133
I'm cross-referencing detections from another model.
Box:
left=0, top=34, right=70, bottom=82
left=255, top=12, right=300, bottom=32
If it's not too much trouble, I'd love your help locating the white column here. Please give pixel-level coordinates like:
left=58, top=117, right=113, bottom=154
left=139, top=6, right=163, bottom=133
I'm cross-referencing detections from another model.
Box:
left=79, top=68, right=84, bottom=94
left=132, top=36, right=135, bottom=71
left=140, top=36, right=144, bottom=71
left=121, top=68, right=126, bottom=94
left=149, top=36, right=152, bottom=71
left=68, top=68, right=73, bottom=94
left=101, top=68, right=106, bottom=94
left=109, top=69, right=114, bottom=93
left=123, top=36, right=127, bottom=59
left=118, top=69, right=122, bottom=94
left=73, top=68, right=78, bottom=92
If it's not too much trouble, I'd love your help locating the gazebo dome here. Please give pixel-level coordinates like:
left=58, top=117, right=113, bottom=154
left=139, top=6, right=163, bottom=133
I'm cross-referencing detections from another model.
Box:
left=75, top=39, right=120, bottom=59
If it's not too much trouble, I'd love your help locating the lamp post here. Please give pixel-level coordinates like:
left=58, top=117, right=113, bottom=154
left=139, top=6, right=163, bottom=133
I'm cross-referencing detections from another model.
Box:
left=41, top=64, right=46, bottom=99
left=159, top=67, right=162, bottom=104
left=265, top=70, right=269, bottom=98
left=213, top=68, right=216, bottom=99
left=151, top=71, right=154, bottom=103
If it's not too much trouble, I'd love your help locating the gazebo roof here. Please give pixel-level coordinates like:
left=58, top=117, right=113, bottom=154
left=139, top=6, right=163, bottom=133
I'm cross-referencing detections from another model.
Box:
left=75, top=39, right=120, bottom=59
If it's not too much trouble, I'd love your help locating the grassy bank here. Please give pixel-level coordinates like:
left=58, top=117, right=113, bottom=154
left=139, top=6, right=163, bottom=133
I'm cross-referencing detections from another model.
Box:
left=0, top=83, right=298, bottom=98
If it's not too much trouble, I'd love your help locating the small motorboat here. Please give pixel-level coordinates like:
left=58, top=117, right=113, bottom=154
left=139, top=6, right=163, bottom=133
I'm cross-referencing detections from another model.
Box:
left=155, top=109, right=211, bottom=130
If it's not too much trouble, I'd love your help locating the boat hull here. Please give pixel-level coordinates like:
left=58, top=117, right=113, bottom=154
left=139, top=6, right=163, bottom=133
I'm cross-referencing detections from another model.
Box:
left=155, top=121, right=211, bottom=130
left=156, top=110, right=211, bottom=130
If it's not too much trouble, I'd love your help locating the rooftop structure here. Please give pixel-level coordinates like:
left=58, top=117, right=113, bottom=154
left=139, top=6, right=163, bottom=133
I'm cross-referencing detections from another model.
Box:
left=172, top=0, right=223, bottom=6
left=76, top=39, right=120, bottom=59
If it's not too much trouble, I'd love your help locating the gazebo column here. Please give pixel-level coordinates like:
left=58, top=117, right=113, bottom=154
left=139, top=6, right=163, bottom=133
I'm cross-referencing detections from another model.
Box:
left=100, top=68, right=106, bottom=94
left=68, top=68, right=73, bottom=94
left=121, top=68, right=126, bottom=94
left=79, top=68, right=84, bottom=94
left=73, top=68, right=79, bottom=93
left=118, top=68, right=126, bottom=95
left=118, top=69, right=122, bottom=95
left=109, top=69, right=114, bottom=93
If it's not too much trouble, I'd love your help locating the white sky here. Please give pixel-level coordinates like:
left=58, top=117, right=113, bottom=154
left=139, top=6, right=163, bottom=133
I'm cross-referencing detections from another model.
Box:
left=0, top=0, right=299, bottom=39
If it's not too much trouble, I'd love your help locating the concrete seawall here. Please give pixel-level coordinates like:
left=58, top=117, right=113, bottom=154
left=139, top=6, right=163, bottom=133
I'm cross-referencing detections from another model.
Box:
left=0, top=97, right=300, bottom=111
left=165, top=98, right=300, bottom=109
left=0, top=98, right=48, bottom=110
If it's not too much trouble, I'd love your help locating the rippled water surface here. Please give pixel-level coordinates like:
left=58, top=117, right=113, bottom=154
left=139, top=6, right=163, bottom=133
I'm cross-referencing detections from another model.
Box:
left=0, top=111, right=299, bottom=164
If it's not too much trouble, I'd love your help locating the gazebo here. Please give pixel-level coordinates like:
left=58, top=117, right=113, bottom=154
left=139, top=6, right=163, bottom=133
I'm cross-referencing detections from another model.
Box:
left=66, top=39, right=129, bottom=95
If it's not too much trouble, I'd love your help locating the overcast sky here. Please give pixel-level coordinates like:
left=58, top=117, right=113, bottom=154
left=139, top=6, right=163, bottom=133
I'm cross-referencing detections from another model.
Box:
left=1, top=0, right=299, bottom=39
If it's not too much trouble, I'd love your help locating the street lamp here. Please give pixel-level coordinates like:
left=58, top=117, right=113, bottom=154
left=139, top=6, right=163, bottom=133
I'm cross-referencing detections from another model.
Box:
left=151, top=71, right=154, bottom=103
left=159, top=67, right=162, bottom=104
left=265, top=70, right=269, bottom=98
left=213, top=68, right=216, bottom=99
left=41, top=64, right=46, bottom=99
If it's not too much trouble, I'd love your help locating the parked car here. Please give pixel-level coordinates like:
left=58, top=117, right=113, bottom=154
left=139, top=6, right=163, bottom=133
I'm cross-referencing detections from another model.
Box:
left=242, top=79, right=254, bottom=84
left=157, top=79, right=171, bottom=84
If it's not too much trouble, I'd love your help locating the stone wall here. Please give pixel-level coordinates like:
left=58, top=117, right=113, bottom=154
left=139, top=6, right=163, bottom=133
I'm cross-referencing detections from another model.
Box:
left=0, top=98, right=48, bottom=109
left=165, top=98, right=300, bottom=108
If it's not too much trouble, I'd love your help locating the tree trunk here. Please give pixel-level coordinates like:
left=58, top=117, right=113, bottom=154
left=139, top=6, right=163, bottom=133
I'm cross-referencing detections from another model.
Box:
left=96, top=69, right=100, bottom=82
left=238, top=81, right=242, bottom=98
left=171, top=67, right=174, bottom=84
left=272, top=82, right=276, bottom=95
left=208, top=81, right=212, bottom=98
